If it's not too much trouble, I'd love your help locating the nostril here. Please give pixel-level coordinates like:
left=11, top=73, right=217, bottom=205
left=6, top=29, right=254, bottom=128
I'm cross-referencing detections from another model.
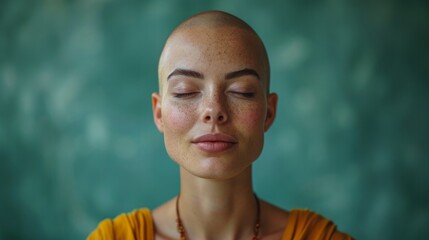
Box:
left=218, top=115, right=224, bottom=121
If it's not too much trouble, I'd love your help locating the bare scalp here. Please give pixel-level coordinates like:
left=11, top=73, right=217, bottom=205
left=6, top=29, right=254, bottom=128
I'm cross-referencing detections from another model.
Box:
left=158, top=10, right=270, bottom=93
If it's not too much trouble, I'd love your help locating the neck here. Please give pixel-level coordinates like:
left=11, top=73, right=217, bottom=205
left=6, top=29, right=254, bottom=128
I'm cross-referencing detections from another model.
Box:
left=177, top=167, right=258, bottom=240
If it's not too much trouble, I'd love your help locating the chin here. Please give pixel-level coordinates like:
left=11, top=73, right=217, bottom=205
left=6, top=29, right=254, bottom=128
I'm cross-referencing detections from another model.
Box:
left=183, top=157, right=253, bottom=181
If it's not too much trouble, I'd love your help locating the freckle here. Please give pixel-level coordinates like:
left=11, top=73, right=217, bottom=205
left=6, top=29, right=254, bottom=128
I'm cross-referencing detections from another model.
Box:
left=179, top=104, right=193, bottom=121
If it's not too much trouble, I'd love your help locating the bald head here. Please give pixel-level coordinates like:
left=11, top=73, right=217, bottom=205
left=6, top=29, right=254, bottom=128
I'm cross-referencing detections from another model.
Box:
left=171, top=11, right=259, bottom=36
left=158, top=11, right=270, bottom=94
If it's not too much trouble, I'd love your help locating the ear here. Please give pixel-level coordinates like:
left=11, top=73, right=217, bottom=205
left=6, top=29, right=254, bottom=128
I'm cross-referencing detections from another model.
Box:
left=152, top=92, right=164, bottom=133
left=264, top=93, right=278, bottom=132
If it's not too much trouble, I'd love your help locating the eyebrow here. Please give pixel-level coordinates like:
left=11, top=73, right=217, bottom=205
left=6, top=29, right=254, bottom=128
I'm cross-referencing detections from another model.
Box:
left=167, top=68, right=204, bottom=80
left=225, top=68, right=260, bottom=80
left=166, top=68, right=260, bottom=81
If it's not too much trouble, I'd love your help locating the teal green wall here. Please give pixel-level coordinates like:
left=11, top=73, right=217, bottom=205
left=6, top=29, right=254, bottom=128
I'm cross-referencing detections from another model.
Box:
left=1, top=0, right=428, bottom=239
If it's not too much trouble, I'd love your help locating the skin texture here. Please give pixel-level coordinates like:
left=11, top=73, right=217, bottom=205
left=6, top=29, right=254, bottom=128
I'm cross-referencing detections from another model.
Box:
left=151, top=11, right=287, bottom=240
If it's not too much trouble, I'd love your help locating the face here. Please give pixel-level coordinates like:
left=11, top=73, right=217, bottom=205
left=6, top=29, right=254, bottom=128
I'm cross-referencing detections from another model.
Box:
left=153, top=26, right=277, bottom=180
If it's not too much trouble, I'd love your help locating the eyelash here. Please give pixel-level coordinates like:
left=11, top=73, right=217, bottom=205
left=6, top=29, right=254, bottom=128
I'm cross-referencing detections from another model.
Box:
left=173, top=92, right=198, bottom=98
left=231, top=92, right=255, bottom=98
left=173, top=92, right=255, bottom=98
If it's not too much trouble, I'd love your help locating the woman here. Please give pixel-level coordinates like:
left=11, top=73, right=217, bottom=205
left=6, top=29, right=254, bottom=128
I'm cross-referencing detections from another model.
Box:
left=88, top=10, right=353, bottom=240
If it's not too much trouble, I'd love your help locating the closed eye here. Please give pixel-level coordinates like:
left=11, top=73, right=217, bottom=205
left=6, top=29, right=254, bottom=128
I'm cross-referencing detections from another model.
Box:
left=173, top=92, right=199, bottom=98
left=231, top=92, right=255, bottom=98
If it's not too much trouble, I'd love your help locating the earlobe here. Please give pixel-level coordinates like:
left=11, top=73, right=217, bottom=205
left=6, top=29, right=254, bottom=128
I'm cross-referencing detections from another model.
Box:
left=264, top=93, right=278, bottom=132
left=152, top=93, right=164, bottom=133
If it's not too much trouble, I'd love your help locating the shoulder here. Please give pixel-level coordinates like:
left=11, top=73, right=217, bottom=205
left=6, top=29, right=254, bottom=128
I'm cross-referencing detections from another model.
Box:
left=87, top=208, right=154, bottom=240
left=283, top=209, right=354, bottom=240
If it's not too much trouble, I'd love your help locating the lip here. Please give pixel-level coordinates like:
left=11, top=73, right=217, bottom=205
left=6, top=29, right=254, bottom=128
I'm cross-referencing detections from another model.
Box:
left=191, top=133, right=238, bottom=153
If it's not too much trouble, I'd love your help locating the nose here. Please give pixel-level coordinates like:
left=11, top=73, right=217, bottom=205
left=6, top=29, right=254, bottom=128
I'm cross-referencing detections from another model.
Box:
left=201, top=92, right=228, bottom=124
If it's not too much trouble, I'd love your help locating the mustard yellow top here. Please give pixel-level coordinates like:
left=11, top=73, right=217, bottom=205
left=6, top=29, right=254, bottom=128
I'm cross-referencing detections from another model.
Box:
left=88, top=208, right=353, bottom=240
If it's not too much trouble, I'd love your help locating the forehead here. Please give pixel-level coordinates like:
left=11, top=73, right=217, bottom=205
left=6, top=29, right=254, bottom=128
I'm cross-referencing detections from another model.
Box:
left=159, top=26, right=268, bottom=83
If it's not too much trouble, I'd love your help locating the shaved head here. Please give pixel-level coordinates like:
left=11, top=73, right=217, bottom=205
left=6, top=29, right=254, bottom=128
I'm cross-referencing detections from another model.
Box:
left=158, top=10, right=270, bottom=93
left=169, top=10, right=260, bottom=36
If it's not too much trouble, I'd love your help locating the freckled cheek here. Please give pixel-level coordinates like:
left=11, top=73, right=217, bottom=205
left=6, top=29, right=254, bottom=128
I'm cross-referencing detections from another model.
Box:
left=163, top=103, right=197, bottom=132
left=233, top=104, right=266, bottom=130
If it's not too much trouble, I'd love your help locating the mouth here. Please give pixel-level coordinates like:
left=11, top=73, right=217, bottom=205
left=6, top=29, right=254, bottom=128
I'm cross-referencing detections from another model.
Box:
left=191, top=133, right=238, bottom=153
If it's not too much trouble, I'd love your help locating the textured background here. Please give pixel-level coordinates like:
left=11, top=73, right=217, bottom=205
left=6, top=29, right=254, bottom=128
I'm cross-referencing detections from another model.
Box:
left=1, top=0, right=428, bottom=239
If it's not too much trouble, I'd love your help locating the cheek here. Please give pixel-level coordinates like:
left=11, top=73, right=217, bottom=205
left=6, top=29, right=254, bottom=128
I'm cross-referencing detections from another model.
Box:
left=233, top=104, right=266, bottom=130
left=163, top=102, right=196, bottom=132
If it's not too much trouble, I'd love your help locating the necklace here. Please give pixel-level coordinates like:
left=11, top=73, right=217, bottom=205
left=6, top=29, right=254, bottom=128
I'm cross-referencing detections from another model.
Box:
left=175, top=193, right=261, bottom=240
